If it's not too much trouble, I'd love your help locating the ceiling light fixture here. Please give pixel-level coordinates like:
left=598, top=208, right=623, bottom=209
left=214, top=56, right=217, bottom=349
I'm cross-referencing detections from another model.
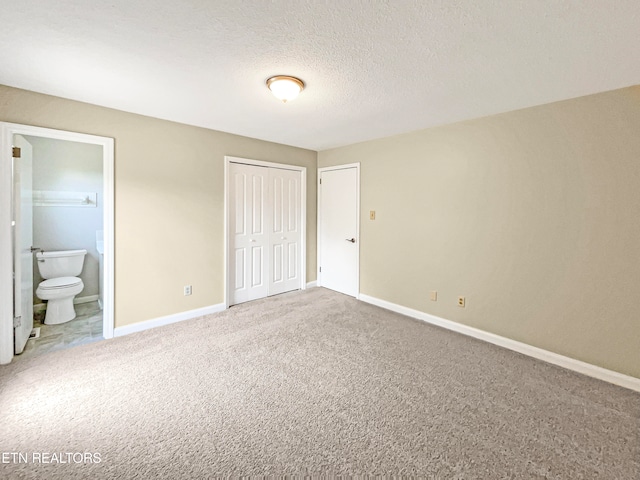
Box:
left=266, top=75, right=305, bottom=103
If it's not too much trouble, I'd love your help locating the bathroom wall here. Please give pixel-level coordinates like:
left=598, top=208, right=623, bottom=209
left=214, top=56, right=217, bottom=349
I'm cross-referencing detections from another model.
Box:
left=27, top=136, right=103, bottom=304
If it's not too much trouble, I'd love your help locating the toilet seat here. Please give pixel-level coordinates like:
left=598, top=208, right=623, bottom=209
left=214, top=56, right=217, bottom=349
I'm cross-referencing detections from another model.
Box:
left=39, top=276, right=82, bottom=290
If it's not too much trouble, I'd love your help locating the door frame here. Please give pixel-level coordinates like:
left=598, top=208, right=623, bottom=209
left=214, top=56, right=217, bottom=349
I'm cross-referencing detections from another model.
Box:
left=0, top=122, right=115, bottom=365
left=317, top=163, right=361, bottom=296
left=224, top=156, right=307, bottom=309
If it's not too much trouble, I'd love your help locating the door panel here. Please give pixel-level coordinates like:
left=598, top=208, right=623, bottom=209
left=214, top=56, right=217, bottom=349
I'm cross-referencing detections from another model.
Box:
left=288, top=243, right=297, bottom=279
left=234, top=249, right=245, bottom=290
left=229, top=163, right=269, bottom=305
left=252, top=175, right=263, bottom=234
left=273, top=176, right=283, bottom=232
left=288, top=178, right=297, bottom=231
left=319, top=167, right=358, bottom=297
left=273, top=244, right=283, bottom=282
left=268, top=168, right=301, bottom=296
left=234, top=174, right=245, bottom=235
left=251, top=246, right=264, bottom=287
left=13, top=135, right=34, bottom=354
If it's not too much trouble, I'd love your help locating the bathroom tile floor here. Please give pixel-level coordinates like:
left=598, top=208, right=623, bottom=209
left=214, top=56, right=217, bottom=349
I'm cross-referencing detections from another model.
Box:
left=17, top=301, right=103, bottom=360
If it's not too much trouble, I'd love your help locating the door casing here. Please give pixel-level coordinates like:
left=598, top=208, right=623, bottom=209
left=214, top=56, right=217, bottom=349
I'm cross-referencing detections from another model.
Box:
left=0, top=122, right=115, bottom=365
left=317, top=163, right=360, bottom=297
left=224, top=156, right=307, bottom=308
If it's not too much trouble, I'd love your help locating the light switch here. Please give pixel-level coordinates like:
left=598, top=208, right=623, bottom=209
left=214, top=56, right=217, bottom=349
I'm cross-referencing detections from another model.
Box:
left=369, top=210, right=376, bottom=220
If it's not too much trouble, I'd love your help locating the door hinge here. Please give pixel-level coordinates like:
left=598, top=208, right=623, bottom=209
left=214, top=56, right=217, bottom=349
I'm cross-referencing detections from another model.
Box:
left=319, top=178, right=322, bottom=185
left=12, top=146, right=21, bottom=158
left=13, top=316, right=22, bottom=328
left=319, top=266, right=321, bottom=273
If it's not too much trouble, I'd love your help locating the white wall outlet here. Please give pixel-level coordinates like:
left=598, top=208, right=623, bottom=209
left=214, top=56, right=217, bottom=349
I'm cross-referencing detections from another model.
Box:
left=429, top=290, right=437, bottom=301
left=457, top=296, right=465, bottom=308
left=184, top=285, right=192, bottom=296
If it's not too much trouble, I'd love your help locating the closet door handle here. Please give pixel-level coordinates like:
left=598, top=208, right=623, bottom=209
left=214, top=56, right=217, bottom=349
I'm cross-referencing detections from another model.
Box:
left=345, top=238, right=356, bottom=243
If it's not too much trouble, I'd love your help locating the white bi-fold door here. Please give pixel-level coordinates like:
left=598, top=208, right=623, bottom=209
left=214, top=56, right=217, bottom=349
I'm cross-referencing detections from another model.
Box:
left=229, top=162, right=302, bottom=305
left=229, top=163, right=269, bottom=304
left=268, top=167, right=302, bottom=296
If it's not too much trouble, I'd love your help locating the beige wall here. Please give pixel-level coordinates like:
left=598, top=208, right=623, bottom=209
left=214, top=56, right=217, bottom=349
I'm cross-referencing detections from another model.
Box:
left=319, top=86, right=640, bottom=378
left=4, top=82, right=639, bottom=378
left=1, top=84, right=317, bottom=328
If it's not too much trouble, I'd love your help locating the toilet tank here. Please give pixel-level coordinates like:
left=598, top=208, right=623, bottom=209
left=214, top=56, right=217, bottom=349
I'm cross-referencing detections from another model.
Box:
left=36, top=249, right=87, bottom=279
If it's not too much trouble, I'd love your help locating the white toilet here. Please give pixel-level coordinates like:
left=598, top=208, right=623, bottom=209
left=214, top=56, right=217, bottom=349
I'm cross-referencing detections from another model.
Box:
left=36, top=249, right=87, bottom=325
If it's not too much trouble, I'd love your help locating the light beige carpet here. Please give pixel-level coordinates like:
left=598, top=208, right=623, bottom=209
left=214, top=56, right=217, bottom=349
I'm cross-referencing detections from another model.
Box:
left=1, top=287, right=638, bottom=478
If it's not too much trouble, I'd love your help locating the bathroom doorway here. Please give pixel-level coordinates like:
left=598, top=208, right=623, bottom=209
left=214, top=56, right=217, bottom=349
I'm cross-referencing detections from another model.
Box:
left=0, top=123, right=114, bottom=365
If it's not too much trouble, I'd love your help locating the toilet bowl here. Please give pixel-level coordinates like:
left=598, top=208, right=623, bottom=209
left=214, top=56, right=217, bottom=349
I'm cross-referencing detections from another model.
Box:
left=35, top=249, right=87, bottom=325
left=36, top=277, right=85, bottom=325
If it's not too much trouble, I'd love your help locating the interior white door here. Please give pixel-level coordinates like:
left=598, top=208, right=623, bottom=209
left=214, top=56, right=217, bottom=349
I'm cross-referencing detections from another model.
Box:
left=13, top=135, right=34, bottom=354
left=319, top=166, right=359, bottom=297
left=229, top=162, right=269, bottom=305
left=268, top=167, right=302, bottom=296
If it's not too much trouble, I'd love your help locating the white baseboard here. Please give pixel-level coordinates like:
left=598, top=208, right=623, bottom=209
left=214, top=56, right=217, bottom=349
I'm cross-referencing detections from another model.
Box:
left=358, top=293, right=640, bottom=393
left=74, top=294, right=99, bottom=305
left=306, top=281, right=317, bottom=288
left=113, top=303, right=226, bottom=337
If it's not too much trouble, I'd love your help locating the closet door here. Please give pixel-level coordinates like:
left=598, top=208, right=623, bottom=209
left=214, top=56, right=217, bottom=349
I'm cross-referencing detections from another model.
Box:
left=229, top=163, right=269, bottom=305
left=268, top=168, right=302, bottom=296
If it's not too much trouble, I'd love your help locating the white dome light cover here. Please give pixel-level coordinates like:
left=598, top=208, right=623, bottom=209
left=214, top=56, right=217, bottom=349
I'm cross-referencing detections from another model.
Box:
left=266, top=75, right=305, bottom=102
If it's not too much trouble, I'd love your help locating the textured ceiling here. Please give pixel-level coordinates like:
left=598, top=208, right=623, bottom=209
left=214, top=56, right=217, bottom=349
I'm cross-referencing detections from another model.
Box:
left=1, top=1, right=640, bottom=150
